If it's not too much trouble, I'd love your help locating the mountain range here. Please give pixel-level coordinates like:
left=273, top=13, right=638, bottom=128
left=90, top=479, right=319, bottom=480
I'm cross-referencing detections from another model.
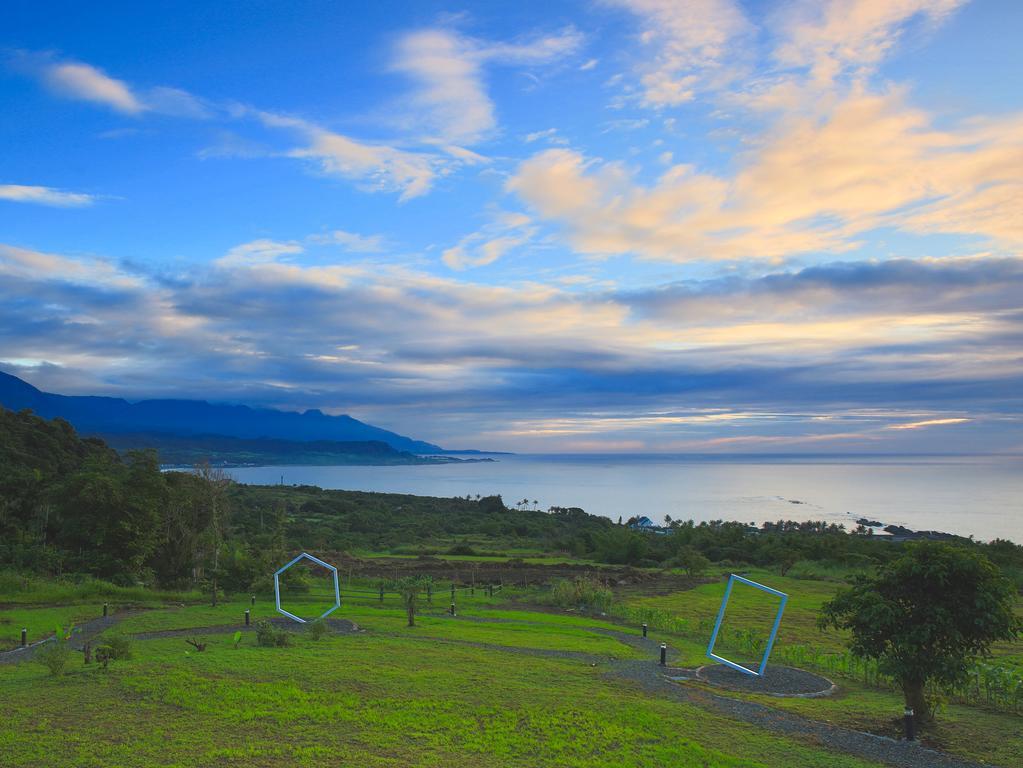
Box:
left=0, top=370, right=444, bottom=455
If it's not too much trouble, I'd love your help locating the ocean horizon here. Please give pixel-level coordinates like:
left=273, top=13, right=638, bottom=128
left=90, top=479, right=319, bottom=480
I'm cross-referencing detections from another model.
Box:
left=225, top=452, right=1023, bottom=544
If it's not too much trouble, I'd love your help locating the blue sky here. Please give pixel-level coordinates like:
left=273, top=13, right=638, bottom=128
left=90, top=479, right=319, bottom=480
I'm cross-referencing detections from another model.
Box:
left=1, top=0, right=1021, bottom=452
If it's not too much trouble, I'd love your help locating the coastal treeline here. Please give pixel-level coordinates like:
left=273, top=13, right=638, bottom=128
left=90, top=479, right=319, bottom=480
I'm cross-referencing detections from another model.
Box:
left=2, top=407, right=1021, bottom=593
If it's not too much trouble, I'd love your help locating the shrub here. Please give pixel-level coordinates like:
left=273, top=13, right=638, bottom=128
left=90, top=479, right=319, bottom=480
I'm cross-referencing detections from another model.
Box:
left=255, top=620, right=292, bottom=648
left=546, top=576, right=613, bottom=612
left=36, top=640, right=71, bottom=676
left=105, top=634, right=133, bottom=660
left=307, top=619, right=329, bottom=641
left=668, top=546, right=711, bottom=578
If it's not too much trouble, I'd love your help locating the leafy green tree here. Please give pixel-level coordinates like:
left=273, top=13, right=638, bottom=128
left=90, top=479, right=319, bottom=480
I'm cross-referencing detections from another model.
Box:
left=819, top=542, right=1020, bottom=721
left=672, top=546, right=710, bottom=578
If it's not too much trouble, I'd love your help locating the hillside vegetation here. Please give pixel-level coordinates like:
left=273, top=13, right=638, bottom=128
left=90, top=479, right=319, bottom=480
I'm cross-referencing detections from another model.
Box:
left=3, top=407, right=1022, bottom=596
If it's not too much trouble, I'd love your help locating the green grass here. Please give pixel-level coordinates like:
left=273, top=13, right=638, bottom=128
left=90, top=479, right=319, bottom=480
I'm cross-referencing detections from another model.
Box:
left=0, top=625, right=886, bottom=767
left=110, top=598, right=648, bottom=659
left=699, top=678, right=1023, bottom=767
left=617, top=569, right=1023, bottom=766
left=0, top=570, right=199, bottom=606
left=3, top=569, right=1019, bottom=767
left=623, top=568, right=848, bottom=654
left=0, top=605, right=104, bottom=650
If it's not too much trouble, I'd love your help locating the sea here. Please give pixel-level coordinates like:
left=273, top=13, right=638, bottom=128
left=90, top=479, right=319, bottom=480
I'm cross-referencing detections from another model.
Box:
left=225, top=453, right=1023, bottom=544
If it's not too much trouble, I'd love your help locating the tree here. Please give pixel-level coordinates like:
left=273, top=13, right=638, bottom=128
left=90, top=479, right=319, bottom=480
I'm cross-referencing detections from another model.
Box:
left=396, top=575, right=432, bottom=627
left=819, top=542, right=1020, bottom=722
left=778, top=550, right=799, bottom=576
left=194, top=462, right=232, bottom=606
left=673, top=546, right=710, bottom=578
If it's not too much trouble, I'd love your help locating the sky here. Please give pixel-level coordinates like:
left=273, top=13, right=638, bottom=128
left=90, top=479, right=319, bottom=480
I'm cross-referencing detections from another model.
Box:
left=1, top=0, right=1021, bottom=453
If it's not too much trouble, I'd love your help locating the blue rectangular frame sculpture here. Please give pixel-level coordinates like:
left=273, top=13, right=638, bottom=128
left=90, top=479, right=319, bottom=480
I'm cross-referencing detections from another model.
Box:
left=274, top=552, right=341, bottom=623
left=706, top=573, right=788, bottom=677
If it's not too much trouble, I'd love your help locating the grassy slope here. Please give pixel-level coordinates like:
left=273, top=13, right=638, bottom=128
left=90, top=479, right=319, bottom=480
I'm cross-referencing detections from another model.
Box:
left=620, top=568, right=1023, bottom=766
left=2, top=571, right=1019, bottom=766
left=0, top=625, right=885, bottom=768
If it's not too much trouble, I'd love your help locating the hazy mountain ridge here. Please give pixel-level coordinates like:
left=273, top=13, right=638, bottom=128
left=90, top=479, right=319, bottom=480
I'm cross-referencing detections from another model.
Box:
left=0, top=370, right=444, bottom=454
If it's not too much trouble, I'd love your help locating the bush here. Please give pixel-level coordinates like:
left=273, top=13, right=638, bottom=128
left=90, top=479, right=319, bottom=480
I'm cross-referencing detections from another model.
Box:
left=255, top=620, right=292, bottom=648
left=307, top=619, right=329, bottom=641
left=446, top=543, right=476, bottom=556
left=105, top=634, right=133, bottom=660
left=36, top=640, right=71, bottom=676
left=666, top=546, right=710, bottom=578
left=545, top=576, right=613, bottom=612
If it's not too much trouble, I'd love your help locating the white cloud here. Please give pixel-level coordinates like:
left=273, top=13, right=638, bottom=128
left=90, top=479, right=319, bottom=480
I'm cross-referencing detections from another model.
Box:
left=604, top=0, right=752, bottom=107
left=257, top=110, right=445, bottom=201
left=393, top=29, right=496, bottom=146
left=886, top=417, right=970, bottom=430
left=772, top=0, right=967, bottom=85
left=217, top=239, right=304, bottom=267
left=308, top=230, right=386, bottom=253
left=0, top=184, right=96, bottom=207
left=392, top=27, right=583, bottom=145
left=442, top=212, right=534, bottom=270
left=34, top=56, right=211, bottom=118
left=44, top=61, right=145, bottom=113
left=508, top=91, right=1023, bottom=262
left=523, top=128, right=567, bottom=144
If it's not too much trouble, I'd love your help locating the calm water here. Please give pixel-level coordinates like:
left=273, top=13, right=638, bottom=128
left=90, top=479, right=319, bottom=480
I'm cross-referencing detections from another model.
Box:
left=227, top=454, right=1023, bottom=543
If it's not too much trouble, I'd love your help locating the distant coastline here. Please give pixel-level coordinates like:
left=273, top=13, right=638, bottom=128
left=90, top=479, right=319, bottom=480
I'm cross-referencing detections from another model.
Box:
left=101, top=431, right=498, bottom=468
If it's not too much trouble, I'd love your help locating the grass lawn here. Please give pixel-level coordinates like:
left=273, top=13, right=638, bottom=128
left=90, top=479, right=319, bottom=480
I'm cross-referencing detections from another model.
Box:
left=0, top=623, right=887, bottom=768
left=3, top=570, right=1019, bottom=767
left=620, top=568, right=1023, bottom=767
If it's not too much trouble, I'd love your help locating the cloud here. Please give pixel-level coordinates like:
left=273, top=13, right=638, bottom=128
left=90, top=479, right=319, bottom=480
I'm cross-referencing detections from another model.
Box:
left=0, top=244, right=141, bottom=289
left=886, top=417, right=970, bottom=430
left=0, top=184, right=96, bottom=207
left=605, top=0, right=966, bottom=111
left=33, top=56, right=212, bottom=118
left=603, top=0, right=752, bottom=107
left=442, top=213, right=535, bottom=270
left=257, top=110, right=445, bottom=200
left=216, top=239, right=304, bottom=267
left=4, top=241, right=1020, bottom=428
left=392, top=26, right=583, bottom=144
left=43, top=60, right=145, bottom=113
left=772, top=0, right=967, bottom=86
left=508, top=91, right=1023, bottom=262
left=307, top=230, right=386, bottom=253
left=523, top=128, right=566, bottom=144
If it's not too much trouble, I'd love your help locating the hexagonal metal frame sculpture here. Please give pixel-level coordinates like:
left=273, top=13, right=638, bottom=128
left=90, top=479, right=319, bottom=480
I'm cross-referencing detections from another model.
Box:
left=706, top=573, right=788, bottom=677
left=273, top=552, right=341, bottom=623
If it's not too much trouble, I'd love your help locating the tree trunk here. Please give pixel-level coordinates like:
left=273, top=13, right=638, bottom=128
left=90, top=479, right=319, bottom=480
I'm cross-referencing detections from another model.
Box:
left=902, top=678, right=931, bottom=723
left=406, top=601, right=415, bottom=627
left=211, top=574, right=218, bottom=607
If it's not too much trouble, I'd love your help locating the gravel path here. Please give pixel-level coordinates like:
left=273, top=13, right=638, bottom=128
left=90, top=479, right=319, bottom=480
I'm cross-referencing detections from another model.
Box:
left=0, top=611, right=142, bottom=665
left=610, top=659, right=988, bottom=768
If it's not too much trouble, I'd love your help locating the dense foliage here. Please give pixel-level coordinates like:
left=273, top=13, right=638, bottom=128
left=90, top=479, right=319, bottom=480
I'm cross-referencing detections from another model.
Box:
left=820, top=542, right=1021, bottom=720
left=3, top=407, right=1022, bottom=598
